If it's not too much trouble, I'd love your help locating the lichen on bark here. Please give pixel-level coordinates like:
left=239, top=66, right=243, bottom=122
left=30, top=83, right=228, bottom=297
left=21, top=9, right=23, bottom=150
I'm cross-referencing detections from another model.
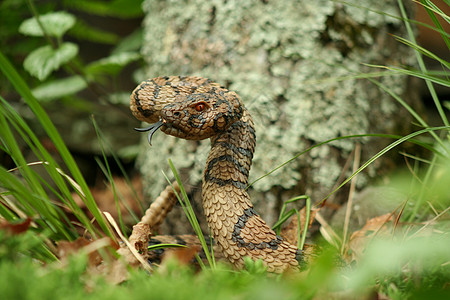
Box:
left=137, top=0, right=417, bottom=231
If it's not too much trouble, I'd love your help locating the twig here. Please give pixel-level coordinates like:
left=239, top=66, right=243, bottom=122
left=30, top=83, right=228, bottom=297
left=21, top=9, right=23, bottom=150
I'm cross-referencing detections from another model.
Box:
left=103, top=211, right=153, bottom=272
left=408, top=206, right=450, bottom=239
left=341, top=143, right=361, bottom=255
left=316, top=212, right=342, bottom=248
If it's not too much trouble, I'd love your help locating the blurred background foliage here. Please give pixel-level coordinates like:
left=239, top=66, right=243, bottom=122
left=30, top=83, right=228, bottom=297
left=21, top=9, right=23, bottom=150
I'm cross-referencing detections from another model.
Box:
left=0, top=0, right=145, bottom=186
left=0, top=1, right=449, bottom=298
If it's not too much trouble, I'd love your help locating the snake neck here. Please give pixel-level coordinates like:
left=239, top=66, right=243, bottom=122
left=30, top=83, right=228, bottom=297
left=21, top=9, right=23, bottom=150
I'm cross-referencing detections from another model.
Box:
left=201, top=106, right=299, bottom=273
left=201, top=107, right=257, bottom=254
left=204, top=108, right=255, bottom=191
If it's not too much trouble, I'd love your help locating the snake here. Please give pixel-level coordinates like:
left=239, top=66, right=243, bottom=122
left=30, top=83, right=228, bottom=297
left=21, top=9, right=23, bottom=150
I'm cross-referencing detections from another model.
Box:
left=130, top=76, right=300, bottom=273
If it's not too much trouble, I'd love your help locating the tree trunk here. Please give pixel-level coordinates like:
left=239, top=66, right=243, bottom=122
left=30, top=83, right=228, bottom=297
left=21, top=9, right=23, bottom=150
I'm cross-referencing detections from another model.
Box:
left=136, top=0, right=419, bottom=235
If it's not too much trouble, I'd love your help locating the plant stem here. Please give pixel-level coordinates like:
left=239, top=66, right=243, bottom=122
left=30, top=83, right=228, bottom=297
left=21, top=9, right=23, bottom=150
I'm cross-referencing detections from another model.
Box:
left=26, top=0, right=57, bottom=49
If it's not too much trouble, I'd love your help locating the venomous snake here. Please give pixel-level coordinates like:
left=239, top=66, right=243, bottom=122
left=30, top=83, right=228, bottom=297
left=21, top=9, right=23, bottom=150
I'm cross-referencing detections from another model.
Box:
left=130, top=76, right=300, bottom=273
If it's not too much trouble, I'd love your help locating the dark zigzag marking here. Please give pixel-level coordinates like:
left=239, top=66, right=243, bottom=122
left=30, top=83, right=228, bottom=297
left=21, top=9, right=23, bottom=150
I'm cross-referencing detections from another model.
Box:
left=211, top=92, right=231, bottom=109
left=210, top=90, right=243, bottom=121
left=152, top=79, right=161, bottom=99
left=213, top=141, right=253, bottom=160
left=223, top=115, right=255, bottom=143
left=212, top=112, right=231, bottom=131
left=134, top=80, right=155, bottom=118
left=234, top=118, right=256, bottom=139
left=190, top=78, right=212, bottom=93
left=204, top=175, right=247, bottom=190
left=188, top=114, right=206, bottom=128
left=212, top=116, right=255, bottom=154
left=205, top=154, right=249, bottom=180
left=231, top=208, right=283, bottom=251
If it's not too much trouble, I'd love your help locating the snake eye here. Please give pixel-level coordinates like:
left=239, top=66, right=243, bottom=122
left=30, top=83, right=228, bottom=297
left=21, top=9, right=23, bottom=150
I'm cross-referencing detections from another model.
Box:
left=193, top=102, right=208, bottom=112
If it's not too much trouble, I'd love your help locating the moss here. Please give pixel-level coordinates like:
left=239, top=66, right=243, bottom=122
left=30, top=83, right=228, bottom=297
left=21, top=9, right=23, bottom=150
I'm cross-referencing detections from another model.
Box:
left=138, top=0, right=415, bottom=206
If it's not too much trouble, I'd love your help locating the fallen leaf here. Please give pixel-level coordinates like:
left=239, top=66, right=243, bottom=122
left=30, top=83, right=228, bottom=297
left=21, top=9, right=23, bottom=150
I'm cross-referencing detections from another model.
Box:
left=0, top=218, right=32, bottom=235
left=347, top=213, right=393, bottom=262
left=71, top=175, right=142, bottom=226
left=281, top=207, right=318, bottom=246
left=158, top=245, right=201, bottom=273
left=57, top=236, right=117, bottom=267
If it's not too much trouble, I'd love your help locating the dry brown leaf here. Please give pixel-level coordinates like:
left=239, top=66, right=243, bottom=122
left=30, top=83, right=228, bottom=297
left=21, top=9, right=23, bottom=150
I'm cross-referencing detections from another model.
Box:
left=279, top=207, right=319, bottom=265
left=57, top=237, right=117, bottom=267
left=0, top=218, right=31, bottom=235
left=281, top=206, right=318, bottom=246
left=71, top=175, right=142, bottom=225
left=159, top=245, right=201, bottom=268
left=347, top=213, right=393, bottom=262
left=95, top=214, right=154, bottom=284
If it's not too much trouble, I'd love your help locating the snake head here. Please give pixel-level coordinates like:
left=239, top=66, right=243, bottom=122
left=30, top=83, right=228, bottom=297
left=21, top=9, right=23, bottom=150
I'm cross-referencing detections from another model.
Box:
left=131, top=76, right=244, bottom=145
left=159, top=92, right=243, bottom=140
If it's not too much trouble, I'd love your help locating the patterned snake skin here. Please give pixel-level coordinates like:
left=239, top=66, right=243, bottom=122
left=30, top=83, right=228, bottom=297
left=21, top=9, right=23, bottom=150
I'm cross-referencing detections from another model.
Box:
left=130, top=76, right=300, bottom=273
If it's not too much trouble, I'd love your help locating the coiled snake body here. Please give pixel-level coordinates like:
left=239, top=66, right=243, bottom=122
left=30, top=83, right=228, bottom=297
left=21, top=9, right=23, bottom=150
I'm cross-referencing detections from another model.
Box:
left=130, top=76, right=300, bottom=273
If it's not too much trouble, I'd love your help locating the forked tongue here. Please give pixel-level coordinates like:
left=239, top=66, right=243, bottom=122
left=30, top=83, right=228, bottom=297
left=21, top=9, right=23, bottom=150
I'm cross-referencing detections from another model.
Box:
left=134, top=120, right=164, bottom=146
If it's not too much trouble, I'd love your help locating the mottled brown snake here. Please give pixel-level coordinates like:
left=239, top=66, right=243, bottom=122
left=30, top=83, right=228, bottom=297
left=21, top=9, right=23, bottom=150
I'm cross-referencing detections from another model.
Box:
left=130, top=76, right=300, bottom=273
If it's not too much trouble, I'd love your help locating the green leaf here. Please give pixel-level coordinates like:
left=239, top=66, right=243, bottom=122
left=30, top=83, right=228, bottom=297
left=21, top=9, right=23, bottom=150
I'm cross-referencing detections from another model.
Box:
left=108, top=0, right=144, bottom=17
left=64, top=0, right=144, bottom=18
left=24, top=43, right=78, bottom=81
left=68, top=19, right=119, bottom=44
left=85, top=51, right=140, bottom=75
left=19, top=11, right=76, bottom=38
left=444, top=101, right=450, bottom=112
left=32, top=76, right=87, bottom=101
left=108, top=92, right=131, bottom=105
left=111, top=28, right=143, bottom=54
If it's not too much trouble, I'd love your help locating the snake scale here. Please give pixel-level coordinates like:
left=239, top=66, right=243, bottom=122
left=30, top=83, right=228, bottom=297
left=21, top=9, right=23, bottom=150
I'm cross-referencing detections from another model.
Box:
left=130, top=76, right=300, bottom=273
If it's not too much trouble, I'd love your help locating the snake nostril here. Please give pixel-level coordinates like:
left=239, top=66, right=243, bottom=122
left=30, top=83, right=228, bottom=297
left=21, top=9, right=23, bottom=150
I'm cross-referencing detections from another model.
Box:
left=174, top=111, right=181, bottom=117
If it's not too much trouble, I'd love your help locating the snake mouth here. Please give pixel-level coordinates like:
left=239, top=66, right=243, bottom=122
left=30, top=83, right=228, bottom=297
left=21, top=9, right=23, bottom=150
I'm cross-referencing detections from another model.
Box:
left=134, top=119, right=165, bottom=146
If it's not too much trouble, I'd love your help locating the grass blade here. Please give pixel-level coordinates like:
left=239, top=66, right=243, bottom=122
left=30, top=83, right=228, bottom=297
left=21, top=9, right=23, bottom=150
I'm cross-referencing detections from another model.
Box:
left=165, top=160, right=215, bottom=269
left=0, top=50, right=112, bottom=238
left=393, top=35, right=450, bottom=70
left=418, top=0, right=450, bottom=50
left=320, top=125, right=450, bottom=204
left=248, top=132, right=443, bottom=190
left=272, top=195, right=311, bottom=250
left=398, top=0, right=449, bottom=127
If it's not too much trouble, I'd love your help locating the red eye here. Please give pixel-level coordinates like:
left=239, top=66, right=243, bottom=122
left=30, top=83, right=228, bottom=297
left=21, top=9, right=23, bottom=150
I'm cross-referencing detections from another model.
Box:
left=194, top=102, right=207, bottom=112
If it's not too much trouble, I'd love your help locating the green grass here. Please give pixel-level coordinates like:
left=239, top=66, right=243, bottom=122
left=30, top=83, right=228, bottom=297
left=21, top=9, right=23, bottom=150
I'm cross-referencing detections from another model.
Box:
left=1, top=0, right=450, bottom=299
left=0, top=51, right=113, bottom=241
left=165, top=159, right=216, bottom=269
left=1, top=231, right=449, bottom=299
left=272, top=195, right=311, bottom=250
